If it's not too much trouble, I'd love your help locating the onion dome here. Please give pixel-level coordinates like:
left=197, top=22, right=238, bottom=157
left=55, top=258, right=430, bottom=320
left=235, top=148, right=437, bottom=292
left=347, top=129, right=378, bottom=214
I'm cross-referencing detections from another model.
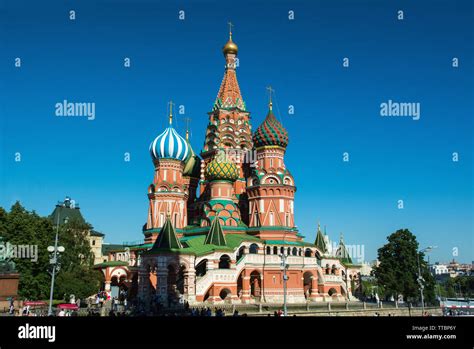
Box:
left=223, top=26, right=238, bottom=55
left=149, top=103, right=189, bottom=162
left=183, top=135, right=201, bottom=177
left=253, top=104, right=289, bottom=148
left=205, top=152, right=239, bottom=182
left=150, top=126, right=189, bottom=162
left=223, top=38, right=238, bottom=55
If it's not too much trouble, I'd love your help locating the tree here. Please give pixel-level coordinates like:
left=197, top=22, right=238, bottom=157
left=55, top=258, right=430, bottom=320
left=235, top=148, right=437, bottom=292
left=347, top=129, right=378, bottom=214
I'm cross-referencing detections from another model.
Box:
left=2, top=202, right=53, bottom=299
left=0, top=202, right=103, bottom=301
left=373, top=229, right=435, bottom=304
left=54, top=217, right=103, bottom=299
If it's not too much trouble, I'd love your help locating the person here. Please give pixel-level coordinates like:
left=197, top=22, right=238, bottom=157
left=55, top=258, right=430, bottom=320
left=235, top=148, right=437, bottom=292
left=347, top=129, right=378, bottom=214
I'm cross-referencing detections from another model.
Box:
left=58, top=309, right=65, bottom=317
left=9, top=298, right=14, bottom=316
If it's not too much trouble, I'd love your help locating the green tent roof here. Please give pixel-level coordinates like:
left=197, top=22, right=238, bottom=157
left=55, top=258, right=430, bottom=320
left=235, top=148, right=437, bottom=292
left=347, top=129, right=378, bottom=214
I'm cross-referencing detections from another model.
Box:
left=146, top=233, right=261, bottom=257
left=204, top=218, right=227, bottom=246
left=152, top=217, right=182, bottom=250
left=49, top=204, right=85, bottom=225
left=314, top=224, right=327, bottom=253
left=336, top=234, right=353, bottom=264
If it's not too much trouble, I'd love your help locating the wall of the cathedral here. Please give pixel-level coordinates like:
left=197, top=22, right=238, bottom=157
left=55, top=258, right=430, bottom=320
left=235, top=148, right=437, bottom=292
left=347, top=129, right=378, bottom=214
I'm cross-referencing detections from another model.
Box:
left=138, top=241, right=351, bottom=305
left=145, top=159, right=189, bottom=242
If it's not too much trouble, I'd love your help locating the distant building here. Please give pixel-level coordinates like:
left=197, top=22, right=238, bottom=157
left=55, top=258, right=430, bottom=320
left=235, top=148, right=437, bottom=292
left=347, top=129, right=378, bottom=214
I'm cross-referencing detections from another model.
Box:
left=49, top=197, right=105, bottom=265
left=359, top=262, right=373, bottom=276
left=446, top=259, right=472, bottom=277
left=430, top=263, right=449, bottom=275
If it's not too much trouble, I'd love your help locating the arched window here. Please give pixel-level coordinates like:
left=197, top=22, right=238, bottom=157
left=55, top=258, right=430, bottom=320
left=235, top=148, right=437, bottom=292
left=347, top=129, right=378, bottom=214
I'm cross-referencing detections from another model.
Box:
left=280, top=247, right=285, bottom=255
left=219, top=288, right=231, bottom=301
left=273, top=246, right=278, bottom=255
left=315, top=252, right=322, bottom=267
left=331, top=264, right=337, bottom=275
left=292, top=247, right=297, bottom=256
left=287, top=247, right=291, bottom=255
left=269, top=212, right=274, bottom=226
left=305, top=248, right=312, bottom=257
left=237, top=246, right=246, bottom=262
left=325, top=264, right=330, bottom=275
left=266, top=246, right=271, bottom=255
left=249, top=244, right=259, bottom=254
left=219, top=255, right=231, bottom=269
left=195, top=259, right=207, bottom=277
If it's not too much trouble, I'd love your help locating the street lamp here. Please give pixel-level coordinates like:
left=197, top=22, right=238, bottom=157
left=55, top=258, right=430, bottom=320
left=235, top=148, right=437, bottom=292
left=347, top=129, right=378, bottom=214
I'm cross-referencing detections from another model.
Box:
left=417, top=246, right=437, bottom=315
left=279, top=253, right=289, bottom=316
left=48, top=216, right=67, bottom=316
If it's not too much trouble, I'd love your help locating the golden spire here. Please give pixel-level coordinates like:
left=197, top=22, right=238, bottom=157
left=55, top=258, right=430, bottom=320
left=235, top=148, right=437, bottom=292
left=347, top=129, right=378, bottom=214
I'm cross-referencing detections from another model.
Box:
left=184, top=117, right=191, bottom=140
left=266, top=86, right=274, bottom=111
left=228, top=21, right=233, bottom=40
left=168, top=100, right=174, bottom=125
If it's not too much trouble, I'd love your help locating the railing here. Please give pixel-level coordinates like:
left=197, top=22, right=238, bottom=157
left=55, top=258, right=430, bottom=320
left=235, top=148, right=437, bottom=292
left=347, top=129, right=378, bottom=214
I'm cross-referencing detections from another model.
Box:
left=322, top=274, right=342, bottom=282
left=195, top=254, right=324, bottom=296
left=236, top=254, right=318, bottom=267
left=196, top=269, right=235, bottom=295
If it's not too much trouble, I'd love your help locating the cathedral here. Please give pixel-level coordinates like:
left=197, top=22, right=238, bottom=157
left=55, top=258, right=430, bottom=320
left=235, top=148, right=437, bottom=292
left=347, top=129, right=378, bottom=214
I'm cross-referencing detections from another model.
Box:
left=99, top=29, right=360, bottom=305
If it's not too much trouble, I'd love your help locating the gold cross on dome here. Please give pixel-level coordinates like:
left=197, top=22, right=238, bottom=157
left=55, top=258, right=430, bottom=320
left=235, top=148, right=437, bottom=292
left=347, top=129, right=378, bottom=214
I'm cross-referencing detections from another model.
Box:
left=184, top=117, right=192, bottom=140
left=228, top=22, right=234, bottom=38
left=168, top=100, right=175, bottom=124
left=266, top=86, right=274, bottom=110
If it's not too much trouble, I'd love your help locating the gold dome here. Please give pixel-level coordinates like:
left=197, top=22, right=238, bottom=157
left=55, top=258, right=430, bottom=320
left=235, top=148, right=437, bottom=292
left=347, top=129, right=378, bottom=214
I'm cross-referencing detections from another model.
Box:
left=223, top=38, right=238, bottom=55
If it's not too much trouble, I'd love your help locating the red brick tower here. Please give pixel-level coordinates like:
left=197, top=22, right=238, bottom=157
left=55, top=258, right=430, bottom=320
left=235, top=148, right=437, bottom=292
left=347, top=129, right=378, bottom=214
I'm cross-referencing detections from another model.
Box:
left=200, top=25, right=253, bottom=201
left=247, top=96, right=297, bottom=241
left=145, top=103, right=191, bottom=243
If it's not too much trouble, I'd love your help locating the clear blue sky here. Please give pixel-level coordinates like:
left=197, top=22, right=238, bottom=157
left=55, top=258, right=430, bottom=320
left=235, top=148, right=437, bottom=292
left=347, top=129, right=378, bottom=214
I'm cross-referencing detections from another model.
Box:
left=0, top=0, right=472, bottom=263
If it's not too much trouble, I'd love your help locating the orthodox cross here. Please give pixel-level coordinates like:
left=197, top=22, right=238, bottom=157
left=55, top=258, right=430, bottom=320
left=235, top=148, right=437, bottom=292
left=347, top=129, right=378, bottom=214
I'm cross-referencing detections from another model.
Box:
left=266, top=86, right=274, bottom=110
left=184, top=117, right=191, bottom=140
left=168, top=100, right=175, bottom=124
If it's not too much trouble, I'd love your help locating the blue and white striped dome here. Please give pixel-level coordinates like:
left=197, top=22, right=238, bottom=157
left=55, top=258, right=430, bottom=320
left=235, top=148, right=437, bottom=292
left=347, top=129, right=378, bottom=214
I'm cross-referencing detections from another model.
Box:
left=149, top=126, right=189, bottom=162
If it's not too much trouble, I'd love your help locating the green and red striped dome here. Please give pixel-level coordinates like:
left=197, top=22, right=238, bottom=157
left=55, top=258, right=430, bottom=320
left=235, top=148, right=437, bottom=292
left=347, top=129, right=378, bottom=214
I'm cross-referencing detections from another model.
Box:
left=253, top=110, right=289, bottom=148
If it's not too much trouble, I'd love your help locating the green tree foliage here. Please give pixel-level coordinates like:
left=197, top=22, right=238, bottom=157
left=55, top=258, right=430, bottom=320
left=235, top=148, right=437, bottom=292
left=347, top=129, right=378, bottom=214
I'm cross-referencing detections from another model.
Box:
left=54, top=217, right=103, bottom=299
left=0, top=202, right=103, bottom=300
left=2, top=202, right=52, bottom=299
left=373, top=228, right=436, bottom=304
left=438, top=276, right=474, bottom=298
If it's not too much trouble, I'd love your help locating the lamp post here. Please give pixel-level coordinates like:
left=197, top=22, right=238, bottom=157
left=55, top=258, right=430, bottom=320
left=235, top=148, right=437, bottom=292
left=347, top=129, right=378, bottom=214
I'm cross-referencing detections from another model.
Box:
left=417, top=245, right=437, bottom=315
left=279, top=253, right=289, bottom=316
left=48, top=216, right=67, bottom=316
